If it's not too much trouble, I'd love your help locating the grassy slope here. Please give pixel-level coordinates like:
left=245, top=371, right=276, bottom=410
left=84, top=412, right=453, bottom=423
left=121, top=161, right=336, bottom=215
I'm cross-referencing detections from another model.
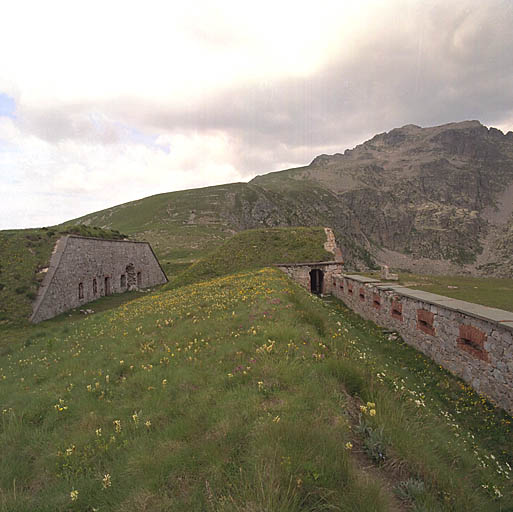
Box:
left=63, top=183, right=252, bottom=278
left=0, top=226, right=125, bottom=327
left=168, top=227, right=333, bottom=288
left=362, top=271, right=513, bottom=313
left=1, top=268, right=512, bottom=511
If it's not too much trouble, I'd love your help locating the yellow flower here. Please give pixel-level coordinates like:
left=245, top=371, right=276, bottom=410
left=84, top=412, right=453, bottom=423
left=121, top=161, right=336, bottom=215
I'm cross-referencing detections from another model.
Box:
left=369, top=409, right=376, bottom=417
left=102, top=473, right=112, bottom=489
left=70, top=489, right=79, bottom=501
left=273, top=415, right=280, bottom=423
left=345, top=442, right=353, bottom=450
left=366, top=402, right=376, bottom=408
left=145, top=420, right=152, bottom=429
left=113, top=419, right=121, bottom=433
left=359, top=405, right=367, bottom=413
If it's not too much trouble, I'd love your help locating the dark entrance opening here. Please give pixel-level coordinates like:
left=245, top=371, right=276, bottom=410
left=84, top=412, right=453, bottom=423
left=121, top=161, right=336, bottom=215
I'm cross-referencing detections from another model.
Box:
left=310, top=269, right=324, bottom=295
left=104, top=276, right=111, bottom=296
left=126, top=263, right=136, bottom=289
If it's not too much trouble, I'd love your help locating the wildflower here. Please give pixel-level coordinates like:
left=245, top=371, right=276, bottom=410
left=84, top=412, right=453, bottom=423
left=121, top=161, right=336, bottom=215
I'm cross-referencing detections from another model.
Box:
left=257, top=381, right=264, bottom=391
left=369, top=409, right=376, bottom=417
left=102, top=473, right=112, bottom=489
left=86, top=384, right=92, bottom=392
left=95, top=428, right=102, bottom=437
left=273, top=415, right=280, bottom=423
left=366, top=402, right=376, bottom=408
left=145, top=420, right=152, bottom=429
left=360, top=405, right=367, bottom=413
left=132, top=412, right=139, bottom=425
left=162, top=379, right=167, bottom=386
left=345, top=442, right=353, bottom=450
left=65, top=445, right=75, bottom=456
left=70, top=489, right=79, bottom=501
left=113, top=419, right=121, bottom=433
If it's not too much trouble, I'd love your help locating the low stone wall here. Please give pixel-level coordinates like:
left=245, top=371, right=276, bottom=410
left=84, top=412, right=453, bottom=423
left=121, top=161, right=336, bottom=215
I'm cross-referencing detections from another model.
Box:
left=276, top=262, right=342, bottom=294
left=31, top=236, right=168, bottom=323
left=330, top=274, right=513, bottom=414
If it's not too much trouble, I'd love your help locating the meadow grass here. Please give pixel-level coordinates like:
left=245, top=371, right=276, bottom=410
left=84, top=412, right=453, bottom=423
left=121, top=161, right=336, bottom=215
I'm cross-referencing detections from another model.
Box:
left=0, top=269, right=511, bottom=511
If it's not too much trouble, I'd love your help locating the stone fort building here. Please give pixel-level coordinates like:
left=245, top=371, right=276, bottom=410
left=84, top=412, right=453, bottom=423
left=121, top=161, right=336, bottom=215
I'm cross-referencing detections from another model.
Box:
left=31, top=235, right=168, bottom=323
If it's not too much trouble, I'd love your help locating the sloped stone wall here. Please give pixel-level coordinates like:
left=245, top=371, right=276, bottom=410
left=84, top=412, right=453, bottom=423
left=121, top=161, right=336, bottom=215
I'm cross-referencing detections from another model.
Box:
left=31, top=236, right=167, bottom=323
left=331, top=274, right=513, bottom=415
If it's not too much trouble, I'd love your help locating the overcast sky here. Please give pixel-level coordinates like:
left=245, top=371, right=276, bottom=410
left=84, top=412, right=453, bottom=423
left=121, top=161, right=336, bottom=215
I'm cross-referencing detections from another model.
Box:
left=1, top=0, right=512, bottom=229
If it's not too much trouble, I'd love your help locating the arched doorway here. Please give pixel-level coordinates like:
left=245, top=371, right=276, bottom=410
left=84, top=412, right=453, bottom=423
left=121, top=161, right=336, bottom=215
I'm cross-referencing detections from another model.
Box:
left=310, top=269, right=324, bottom=295
left=126, top=263, right=136, bottom=289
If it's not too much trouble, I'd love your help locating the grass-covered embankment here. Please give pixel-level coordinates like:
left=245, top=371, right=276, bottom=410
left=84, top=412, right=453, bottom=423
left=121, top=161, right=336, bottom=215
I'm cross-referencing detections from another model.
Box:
left=1, top=268, right=512, bottom=511
left=168, top=227, right=332, bottom=288
left=0, top=225, right=125, bottom=327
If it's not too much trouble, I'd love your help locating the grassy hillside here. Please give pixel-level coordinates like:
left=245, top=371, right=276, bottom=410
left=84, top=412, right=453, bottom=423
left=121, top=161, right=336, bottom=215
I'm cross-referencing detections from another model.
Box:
left=0, top=225, right=125, bottom=327
left=169, top=227, right=333, bottom=288
left=62, top=180, right=378, bottom=279
left=63, top=183, right=260, bottom=277
left=1, top=268, right=512, bottom=511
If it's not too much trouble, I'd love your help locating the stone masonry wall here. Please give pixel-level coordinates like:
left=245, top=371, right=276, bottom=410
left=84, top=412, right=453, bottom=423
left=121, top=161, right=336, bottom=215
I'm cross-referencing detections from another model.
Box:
left=330, top=274, right=513, bottom=414
left=31, top=236, right=168, bottom=323
left=276, top=262, right=342, bottom=294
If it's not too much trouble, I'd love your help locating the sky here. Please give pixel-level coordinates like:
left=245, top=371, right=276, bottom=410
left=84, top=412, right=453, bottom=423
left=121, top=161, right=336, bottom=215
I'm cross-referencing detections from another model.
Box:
left=1, top=0, right=513, bottom=229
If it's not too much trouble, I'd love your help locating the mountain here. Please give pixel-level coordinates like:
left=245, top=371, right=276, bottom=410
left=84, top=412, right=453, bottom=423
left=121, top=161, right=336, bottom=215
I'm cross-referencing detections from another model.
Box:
left=68, top=120, right=513, bottom=278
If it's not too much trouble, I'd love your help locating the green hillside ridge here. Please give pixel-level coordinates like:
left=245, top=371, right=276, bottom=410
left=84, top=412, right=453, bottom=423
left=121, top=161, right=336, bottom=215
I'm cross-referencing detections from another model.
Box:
left=1, top=268, right=511, bottom=511
left=168, top=227, right=333, bottom=288
left=0, top=225, right=125, bottom=327
left=61, top=120, right=513, bottom=278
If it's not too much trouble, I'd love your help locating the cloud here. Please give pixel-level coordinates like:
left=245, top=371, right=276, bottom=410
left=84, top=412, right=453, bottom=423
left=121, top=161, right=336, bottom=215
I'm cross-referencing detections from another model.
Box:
left=1, top=0, right=513, bottom=229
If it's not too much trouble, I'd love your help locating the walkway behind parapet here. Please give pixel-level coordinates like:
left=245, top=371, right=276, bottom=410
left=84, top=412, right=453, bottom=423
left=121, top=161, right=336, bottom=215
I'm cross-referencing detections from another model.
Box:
left=329, top=273, right=513, bottom=415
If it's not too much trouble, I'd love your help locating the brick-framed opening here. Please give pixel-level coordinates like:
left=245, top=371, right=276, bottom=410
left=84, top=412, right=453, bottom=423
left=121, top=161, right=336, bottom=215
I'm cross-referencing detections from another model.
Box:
left=373, top=293, right=381, bottom=309
left=359, top=288, right=365, bottom=301
left=457, top=324, right=489, bottom=362
left=417, top=309, right=435, bottom=336
left=78, top=282, right=84, bottom=300
left=391, top=300, right=402, bottom=321
left=137, top=271, right=142, bottom=287
left=120, top=274, right=127, bottom=289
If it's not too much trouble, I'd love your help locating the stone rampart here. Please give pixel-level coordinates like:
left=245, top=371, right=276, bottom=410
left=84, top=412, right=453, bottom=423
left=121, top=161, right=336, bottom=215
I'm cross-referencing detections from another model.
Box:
left=31, top=236, right=168, bottom=323
left=330, top=274, right=513, bottom=414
